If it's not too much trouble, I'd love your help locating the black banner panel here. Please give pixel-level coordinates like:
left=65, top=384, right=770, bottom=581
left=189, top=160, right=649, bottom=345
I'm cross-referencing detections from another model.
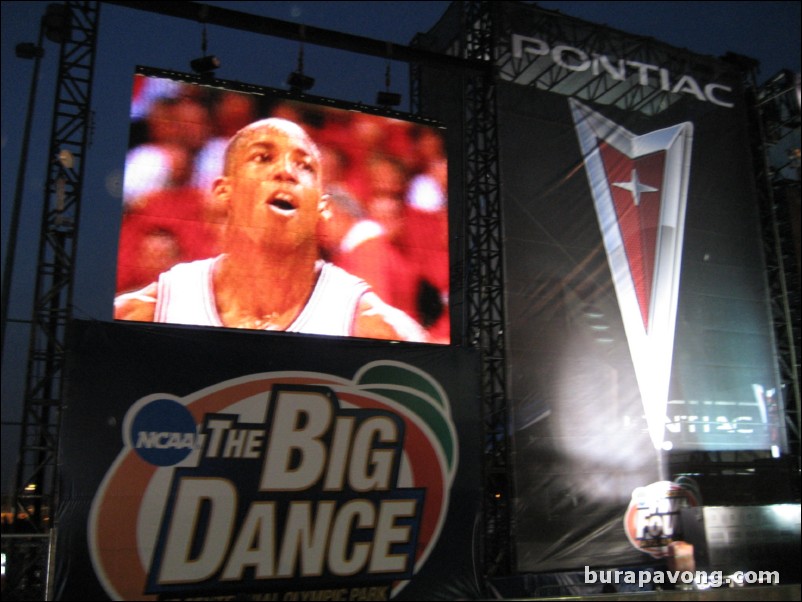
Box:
left=56, top=320, right=481, bottom=600
left=495, top=15, right=785, bottom=573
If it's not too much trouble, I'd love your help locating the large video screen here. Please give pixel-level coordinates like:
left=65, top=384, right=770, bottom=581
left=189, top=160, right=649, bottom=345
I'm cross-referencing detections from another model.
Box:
left=115, top=69, right=450, bottom=344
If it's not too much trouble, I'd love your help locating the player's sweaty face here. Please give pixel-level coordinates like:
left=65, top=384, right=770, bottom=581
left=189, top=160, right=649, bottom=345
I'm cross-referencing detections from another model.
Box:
left=225, top=126, right=323, bottom=248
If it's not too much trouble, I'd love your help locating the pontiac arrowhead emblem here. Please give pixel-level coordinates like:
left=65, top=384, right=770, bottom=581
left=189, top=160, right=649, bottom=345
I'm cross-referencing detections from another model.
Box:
left=570, top=99, right=694, bottom=450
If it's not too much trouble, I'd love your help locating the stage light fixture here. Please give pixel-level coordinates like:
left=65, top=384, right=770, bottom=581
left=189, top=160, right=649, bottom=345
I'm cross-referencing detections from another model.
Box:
left=190, top=19, right=219, bottom=77
left=287, top=70, right=315, bottom=93
left=43, top=3, right=71, bottom=44
left=376, top=91, right=402, bottom=107
left=287, top=39, right=314, bottom=93
left=190, top=55, right=220, bottom=76
left=376, top=62, right=402, bottom=107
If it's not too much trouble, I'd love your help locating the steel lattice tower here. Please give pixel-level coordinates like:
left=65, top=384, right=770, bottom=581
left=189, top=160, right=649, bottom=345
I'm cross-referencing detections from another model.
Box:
left=460, top=0, right=515, bottom=579
left=5, top=2, right=100, bottom=599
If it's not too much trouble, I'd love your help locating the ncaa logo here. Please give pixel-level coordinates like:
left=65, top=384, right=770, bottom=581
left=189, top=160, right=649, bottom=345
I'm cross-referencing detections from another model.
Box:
left=126, top=397, right=199, bottom=466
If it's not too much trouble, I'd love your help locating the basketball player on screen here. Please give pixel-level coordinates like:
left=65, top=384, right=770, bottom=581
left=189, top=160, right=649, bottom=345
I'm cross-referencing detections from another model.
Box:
left=114, top=117, right=428, bottom=342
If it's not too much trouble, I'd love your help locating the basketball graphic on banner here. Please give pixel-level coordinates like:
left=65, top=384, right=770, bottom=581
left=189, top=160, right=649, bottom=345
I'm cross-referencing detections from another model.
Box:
left=624, top=481, right=700, bottom=559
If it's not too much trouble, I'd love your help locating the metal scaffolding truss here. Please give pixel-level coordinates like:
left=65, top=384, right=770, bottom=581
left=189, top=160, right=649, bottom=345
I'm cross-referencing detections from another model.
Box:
left=751, top=67, right=802, bottom=462
left=11, top=0, right=99, bottom=531
left=409, top=0, right=516, bottom=582
left=459, top=1, right=515, bottom=579
left=5, top=1, right=100, bottom=598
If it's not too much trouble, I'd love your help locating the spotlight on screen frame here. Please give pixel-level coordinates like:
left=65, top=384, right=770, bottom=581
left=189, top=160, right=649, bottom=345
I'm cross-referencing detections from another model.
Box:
left=190, top=55, right=220, bottom=77
left=376, top=91, right=402, bottom=107
left=287, top=71, right=315, bottom=93
left=376, top=62, right=401, bottom=107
